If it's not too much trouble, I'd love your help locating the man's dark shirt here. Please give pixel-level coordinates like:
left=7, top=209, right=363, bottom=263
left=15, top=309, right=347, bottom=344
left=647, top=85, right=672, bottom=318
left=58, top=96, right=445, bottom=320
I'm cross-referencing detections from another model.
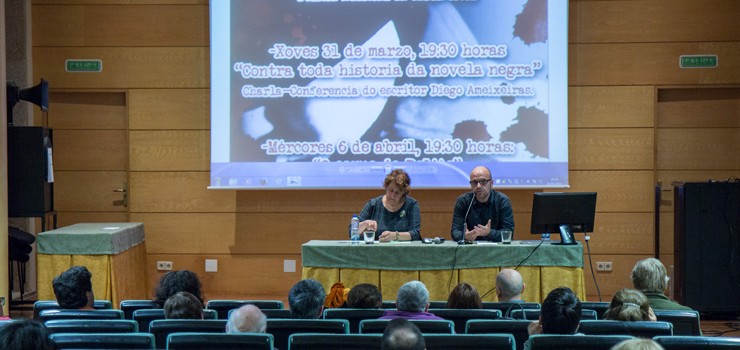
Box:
left=451, top=190, right=514, bottom=242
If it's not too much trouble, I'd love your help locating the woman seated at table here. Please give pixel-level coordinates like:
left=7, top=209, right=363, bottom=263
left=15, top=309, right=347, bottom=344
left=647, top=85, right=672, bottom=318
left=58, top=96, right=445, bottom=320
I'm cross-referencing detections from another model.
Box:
left=351, top=169, right=421, bottom=242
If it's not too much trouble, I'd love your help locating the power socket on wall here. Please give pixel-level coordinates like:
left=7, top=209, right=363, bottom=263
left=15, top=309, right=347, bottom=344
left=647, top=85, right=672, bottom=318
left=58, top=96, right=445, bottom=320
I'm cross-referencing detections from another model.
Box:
left=596, top=261, right=613, bottom=272
left=156, top=261, right=173, bottom=271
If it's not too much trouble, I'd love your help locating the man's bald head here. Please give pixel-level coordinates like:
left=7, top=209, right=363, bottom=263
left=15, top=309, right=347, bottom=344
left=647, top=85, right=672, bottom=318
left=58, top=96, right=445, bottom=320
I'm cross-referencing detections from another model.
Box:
left=226, top=304, right=267, bottom=333
left=496, top=268, right=525, bottom=302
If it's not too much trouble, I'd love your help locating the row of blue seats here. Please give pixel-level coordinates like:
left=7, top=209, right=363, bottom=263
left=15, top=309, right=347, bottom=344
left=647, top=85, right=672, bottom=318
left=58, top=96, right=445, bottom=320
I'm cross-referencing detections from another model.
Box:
left=47, top=332, right=740, bottom=350
left=35, top=318, right=691, bottom=350
left=34, top=299, right=702, bottom=336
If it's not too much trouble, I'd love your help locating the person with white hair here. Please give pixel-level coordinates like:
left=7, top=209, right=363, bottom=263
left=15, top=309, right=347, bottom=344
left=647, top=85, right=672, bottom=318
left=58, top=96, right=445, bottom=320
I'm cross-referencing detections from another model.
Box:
left=380, top=281, right=443, bottom=320
left=631, top=258, right=692, bottom=310
left=226, top=304, right=267, bottom=333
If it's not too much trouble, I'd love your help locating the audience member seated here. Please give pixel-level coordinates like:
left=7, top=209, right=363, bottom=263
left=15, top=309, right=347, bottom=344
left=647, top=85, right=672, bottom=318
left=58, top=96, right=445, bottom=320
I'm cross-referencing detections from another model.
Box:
left=226, top=304, right=267, bottom=333
left=631, top=258, right=691, bottom=311
left=52, top=265, right=94, bottom=310
left=164, top=291, right=204, bottom=319
left=324, top=282, right=350, bottom=308
left=611, top=338, right=665, bottom=350
left=382, top=318, right=426, bottom=350
left=496, top=268, right=526, bottom=302
left=380, top=281, right=443, bottom=320
left=446, top=282, right=482, bottom=309
left=347, top=283, right=383, bottom=309
left=603, top=288, right=657, bottom=322
left=153, top=270, right=204, bottom=308
left=524, top=286, right=582, bottom=350
left=0, top=319, right=57, bottom=350
left=289, top=279, right=326, bottom=319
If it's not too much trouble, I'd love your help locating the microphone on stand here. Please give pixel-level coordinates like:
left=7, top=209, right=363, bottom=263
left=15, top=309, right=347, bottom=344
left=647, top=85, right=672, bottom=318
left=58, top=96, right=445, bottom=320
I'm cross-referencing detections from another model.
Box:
left=458, top=192, right=475, bottom=245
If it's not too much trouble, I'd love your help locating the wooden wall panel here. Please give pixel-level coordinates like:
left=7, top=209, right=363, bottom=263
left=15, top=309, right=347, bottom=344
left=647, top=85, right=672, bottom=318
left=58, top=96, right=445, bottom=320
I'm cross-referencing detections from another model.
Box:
left=54, top=171, right=128, bottom=211
left=57, top=212, right=129, bottom=228
left=656, top=129, right=740, bottom=170
left=131, top=213, right=236, bottom=254
left=569, top=128, right=654, bottom=170
left=567, top=171, right=654, bottom=212
left=569, top=42, right=740, bottom=86
left=54, top=130, right=128, bottom=170
left=33, top=4, right=208, bottom=47
left=147, top=254, right=302, bottom=300
left=129, top=172, right=235, bottom=212
left=570, top=0, right=740, bottom=43
left=587, top=213, right=654, bottom=255
left=129, top=130, right=209, bottom=171
left=569, top=86, right=655, bottom=128
left=657, top=88, right=740, bottom=128
left=129, top=89, right=209, bottom=130
left=33, top=47, right=208, bottom=89
left=584, top=254, right=649, bottom=302
left=47, top=91, right=127, bottom=130
left=235, top=189, right=536, bottom=214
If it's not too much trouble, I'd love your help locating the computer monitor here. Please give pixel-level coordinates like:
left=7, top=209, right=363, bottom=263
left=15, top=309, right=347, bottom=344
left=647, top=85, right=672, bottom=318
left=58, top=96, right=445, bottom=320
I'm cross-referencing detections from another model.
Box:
left=530, top=192, right=597, bottom=245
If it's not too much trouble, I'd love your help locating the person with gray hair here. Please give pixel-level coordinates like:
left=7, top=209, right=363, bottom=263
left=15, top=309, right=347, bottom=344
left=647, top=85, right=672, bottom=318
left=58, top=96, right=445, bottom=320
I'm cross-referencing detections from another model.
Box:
left=380, top=281, right=443, bottom=320
left=226, top=304, right=267, bottom=333
left=288, top=279, right=326, bottom=319
left=631, top=258, right=692, bottom=310
left=496, top=268, right=525, bottom=302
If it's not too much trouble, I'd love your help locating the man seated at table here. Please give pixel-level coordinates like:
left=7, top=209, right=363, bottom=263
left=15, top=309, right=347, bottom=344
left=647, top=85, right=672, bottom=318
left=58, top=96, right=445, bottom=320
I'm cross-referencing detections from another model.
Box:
left=164, top=291, right=204, bottom=319
left=450, top=166, right=514, bottom=243
left=382, top=318, right=426, bottom=350
left=52, top=265, right=95, bottom=310
left=496, top=268, right=526, bottom=302
left=226, top=304, right=267, bottom=333
left=289, top=279, right=326, bottom=319
left=380, top=281, right=443, bottom=320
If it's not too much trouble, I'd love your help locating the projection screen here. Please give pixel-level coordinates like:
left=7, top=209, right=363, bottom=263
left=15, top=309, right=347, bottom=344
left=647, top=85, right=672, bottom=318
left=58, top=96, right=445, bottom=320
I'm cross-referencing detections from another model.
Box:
left=210, top=0, right=568, bottom=189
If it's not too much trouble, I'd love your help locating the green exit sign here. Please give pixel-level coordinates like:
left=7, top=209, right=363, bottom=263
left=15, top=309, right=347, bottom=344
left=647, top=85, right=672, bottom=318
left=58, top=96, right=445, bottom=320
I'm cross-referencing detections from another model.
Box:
left=65, top=59, right=103, bottom=72
left=679, top=55, right=718, bottom=68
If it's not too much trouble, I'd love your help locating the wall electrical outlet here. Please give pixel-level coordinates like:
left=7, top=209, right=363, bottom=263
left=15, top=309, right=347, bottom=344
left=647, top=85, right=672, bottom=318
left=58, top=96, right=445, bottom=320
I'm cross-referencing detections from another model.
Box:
left=596, top=261, right=613, bottom=272
left=156, top=261, right=173, bottom=271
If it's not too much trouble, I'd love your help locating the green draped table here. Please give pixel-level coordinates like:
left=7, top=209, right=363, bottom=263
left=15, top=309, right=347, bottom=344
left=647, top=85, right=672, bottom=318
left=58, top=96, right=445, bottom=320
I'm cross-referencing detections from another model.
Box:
left=36, top=223, right=149, bottom=307
left=302, top=240, right=585, bottom=303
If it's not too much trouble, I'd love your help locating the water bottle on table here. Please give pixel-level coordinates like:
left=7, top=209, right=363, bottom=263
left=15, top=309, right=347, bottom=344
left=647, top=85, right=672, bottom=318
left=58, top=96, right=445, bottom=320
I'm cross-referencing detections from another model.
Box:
left=350, top=214, right=360, bottom=243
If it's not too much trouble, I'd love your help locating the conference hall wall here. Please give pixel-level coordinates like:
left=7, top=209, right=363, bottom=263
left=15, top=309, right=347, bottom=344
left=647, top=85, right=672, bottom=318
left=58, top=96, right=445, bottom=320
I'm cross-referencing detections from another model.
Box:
left=30, top=0, right=740, bottom=303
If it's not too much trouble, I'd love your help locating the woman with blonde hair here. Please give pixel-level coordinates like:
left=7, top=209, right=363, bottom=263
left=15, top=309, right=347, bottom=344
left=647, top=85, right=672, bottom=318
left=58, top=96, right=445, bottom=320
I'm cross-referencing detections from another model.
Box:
left=603, top=288, right=657, bottom=321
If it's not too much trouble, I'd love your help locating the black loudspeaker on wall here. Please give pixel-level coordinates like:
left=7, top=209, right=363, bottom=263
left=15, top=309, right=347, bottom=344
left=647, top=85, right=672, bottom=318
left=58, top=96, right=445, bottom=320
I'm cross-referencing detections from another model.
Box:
left=7, top=126, right=54, bottom=217
left=674, top=181, right=740, bottom=313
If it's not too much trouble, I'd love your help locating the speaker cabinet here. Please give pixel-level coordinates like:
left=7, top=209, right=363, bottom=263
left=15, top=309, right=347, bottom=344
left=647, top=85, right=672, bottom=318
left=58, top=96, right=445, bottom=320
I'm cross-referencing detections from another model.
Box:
left=7, top=126, right=54, bottom=217
left=674, top=182, right=740, bottom=313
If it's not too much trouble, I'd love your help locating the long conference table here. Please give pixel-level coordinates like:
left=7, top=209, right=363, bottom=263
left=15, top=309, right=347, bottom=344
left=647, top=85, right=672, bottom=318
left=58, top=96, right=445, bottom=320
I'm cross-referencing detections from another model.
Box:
left=302, top=240, right=586, bottom=303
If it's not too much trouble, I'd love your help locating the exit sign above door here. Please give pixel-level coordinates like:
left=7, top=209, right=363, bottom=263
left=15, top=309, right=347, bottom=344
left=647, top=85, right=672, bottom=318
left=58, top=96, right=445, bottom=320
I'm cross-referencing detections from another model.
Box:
left=679, top=55, right=718, bottom=68
left=65, top=59, right=103, bottom=72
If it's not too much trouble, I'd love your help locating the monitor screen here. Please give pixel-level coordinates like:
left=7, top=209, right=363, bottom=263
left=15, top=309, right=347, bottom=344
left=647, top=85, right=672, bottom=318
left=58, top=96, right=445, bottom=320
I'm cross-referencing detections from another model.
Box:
left=209, top=0, right=569, bottom=189
left=530, top=192, right=597, bottom=243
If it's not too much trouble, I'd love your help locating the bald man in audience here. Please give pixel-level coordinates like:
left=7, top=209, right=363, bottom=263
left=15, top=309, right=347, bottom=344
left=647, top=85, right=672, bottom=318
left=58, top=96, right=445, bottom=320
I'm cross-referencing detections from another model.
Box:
left=226, top=304, right=267, bottom=333
left=496, top=268, right=525, bottom=302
